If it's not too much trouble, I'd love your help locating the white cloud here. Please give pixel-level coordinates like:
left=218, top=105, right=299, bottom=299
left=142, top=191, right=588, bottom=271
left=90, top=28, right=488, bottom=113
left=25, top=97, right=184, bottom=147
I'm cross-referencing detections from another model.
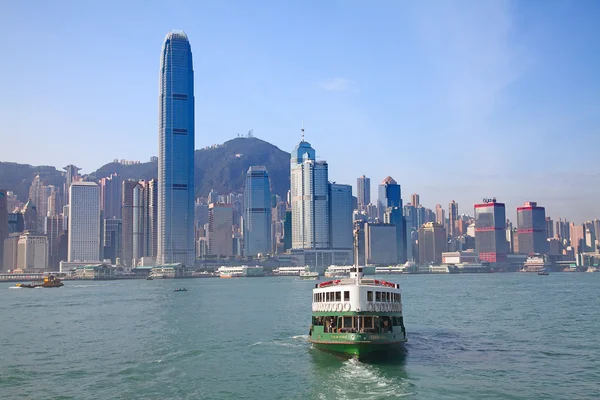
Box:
left=320, top=77, right=356, bottom=92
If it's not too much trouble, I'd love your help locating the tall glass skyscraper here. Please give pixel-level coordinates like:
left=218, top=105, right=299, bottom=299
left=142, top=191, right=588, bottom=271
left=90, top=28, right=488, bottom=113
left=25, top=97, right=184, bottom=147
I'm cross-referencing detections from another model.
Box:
left=290, top=138, right=329, bottom=249
left=243, top=166, right=272, bottom=256
left=157, top=31, right=195, bottom=267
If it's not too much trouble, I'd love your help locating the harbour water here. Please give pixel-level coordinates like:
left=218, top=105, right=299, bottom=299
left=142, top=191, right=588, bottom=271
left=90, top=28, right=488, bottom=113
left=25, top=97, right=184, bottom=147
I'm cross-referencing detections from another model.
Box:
left=1, top=274, right=599, bottom=399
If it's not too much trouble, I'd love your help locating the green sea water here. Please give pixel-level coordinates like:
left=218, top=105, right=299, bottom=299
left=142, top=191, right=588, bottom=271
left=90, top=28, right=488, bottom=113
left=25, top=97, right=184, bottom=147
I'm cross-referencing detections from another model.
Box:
left=1, top=273, right=599, bottom=399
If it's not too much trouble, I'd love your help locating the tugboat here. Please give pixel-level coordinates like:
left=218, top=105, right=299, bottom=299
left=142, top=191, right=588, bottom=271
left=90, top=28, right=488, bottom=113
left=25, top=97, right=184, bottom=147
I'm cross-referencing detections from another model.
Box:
left=308, top=226, right=407, bottom=360
left=16, top=275, right=64, bottom=288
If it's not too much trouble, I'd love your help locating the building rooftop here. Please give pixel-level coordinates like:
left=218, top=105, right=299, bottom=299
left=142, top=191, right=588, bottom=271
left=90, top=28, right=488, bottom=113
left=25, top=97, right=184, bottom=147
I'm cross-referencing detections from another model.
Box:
left=381, top=176, right=397, bottom=185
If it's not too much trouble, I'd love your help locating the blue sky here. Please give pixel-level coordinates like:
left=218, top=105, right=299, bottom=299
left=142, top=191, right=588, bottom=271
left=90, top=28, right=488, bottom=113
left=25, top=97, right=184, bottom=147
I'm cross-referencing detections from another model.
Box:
left=0, top=0, right=599, bottom=222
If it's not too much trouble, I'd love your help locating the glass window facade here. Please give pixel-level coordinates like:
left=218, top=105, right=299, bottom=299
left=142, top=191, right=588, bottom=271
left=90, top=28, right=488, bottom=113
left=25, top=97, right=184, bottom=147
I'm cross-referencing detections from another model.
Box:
left=157, top=31, right=195, bottom=266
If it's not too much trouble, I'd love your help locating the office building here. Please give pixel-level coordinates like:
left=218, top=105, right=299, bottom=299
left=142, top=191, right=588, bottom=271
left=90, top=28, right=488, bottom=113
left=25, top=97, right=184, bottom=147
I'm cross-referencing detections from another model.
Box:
left=329, top=183, right=353, bottom=250
left=418, top=222, right=446, bottom=264
left=100, top=173, right=122, bottom=219
left=17, top=233, right=48, bottom=271
left=0, top=189, right=7, bottom=269
left=68, top=182, right=101, bottom=262
left=7, top=212, right=24, bottom=234
left=121, top=180, right=139, bottom=266
left=157, top=30, right=195, bottom=267
left=474, top=199, right=507, bottom=265
left=411, top=194, right=420, bottom=208
left=290, top=136, right=329, bottom=249
left=3, top=234, right=20, bottom=270
left=22, top=200, right=38, bottom=233
left=103, top=219, right=122, bottom=265
left=63, top=165, right=81, bottom=206
left=435, top=204, right=445, bottom=226
left=365, top=223, right=397, bottom=265
left=448, top=200, right=458, bottom=237
left=378, top=177, right=405, bottom=262
left=209, top=203, right=233, bottom=257
left=44, top=215, right=64, bottom=270
left=356, top=175, right=370, bottom=210
left=145, top=179, right=158, bottom=258
left=516, top=202, right=547, bottom=254
left=570, top=223, right=585, bottom=254
left=243, top=166, right=272, bottom=256
left=545, top=217, right=554, bottom=239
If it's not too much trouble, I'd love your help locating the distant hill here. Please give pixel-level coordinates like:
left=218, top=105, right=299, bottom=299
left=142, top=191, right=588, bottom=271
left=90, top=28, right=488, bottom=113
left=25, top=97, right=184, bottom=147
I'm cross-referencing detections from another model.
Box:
left=94, top=137, right=291, bottom=198
left=0, top=138, right=291, bottom=202
left=0, top=162, right=64, bottom=204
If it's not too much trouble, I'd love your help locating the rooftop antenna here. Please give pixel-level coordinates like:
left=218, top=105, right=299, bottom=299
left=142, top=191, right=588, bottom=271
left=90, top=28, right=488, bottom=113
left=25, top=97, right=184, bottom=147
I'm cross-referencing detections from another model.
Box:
left=301, top=121, right=305, bottom=142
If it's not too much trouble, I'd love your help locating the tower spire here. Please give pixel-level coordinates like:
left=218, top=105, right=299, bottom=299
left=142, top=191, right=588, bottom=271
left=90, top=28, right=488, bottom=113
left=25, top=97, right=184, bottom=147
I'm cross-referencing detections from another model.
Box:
left=301, top=121, right=305, bottom=142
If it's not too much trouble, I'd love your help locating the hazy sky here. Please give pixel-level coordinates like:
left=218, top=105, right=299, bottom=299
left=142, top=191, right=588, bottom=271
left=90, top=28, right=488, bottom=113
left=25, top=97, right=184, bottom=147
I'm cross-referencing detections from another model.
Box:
left=1, top=1, right=599, bottom=222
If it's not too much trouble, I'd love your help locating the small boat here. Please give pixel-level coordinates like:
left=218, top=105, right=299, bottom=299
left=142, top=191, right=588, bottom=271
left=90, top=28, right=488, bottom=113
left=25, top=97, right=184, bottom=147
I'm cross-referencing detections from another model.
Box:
left=174, top=288, right=187, bottom=292
left=15, top=275, right=64, bottom=288
left=538, top=270, right=549, bottom=276
left=146, top=276, right=154, bottom=280
left=300, top=269, right=319, bottom=280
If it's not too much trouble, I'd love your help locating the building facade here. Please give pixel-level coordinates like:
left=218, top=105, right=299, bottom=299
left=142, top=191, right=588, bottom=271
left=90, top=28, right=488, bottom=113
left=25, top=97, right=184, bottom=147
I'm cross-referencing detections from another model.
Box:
left=68, top=182, right=101, bottom=262
left=448, top=200, right=458, bottom=237
left=157, top=31, right=196, bottom=267
left=100, top=173, right=122, bottom=219
left=474, top=200, right=507, bottom=265
left=418, top=222, right=446, bottom=264
left=516, top=201, right=547, bottom=254
left=329, top=183, right=353, bottom=250
left=364, top=223, right=397, bottom=265
left=208, top=203, right=233, bottom=257
left=356, top=175, right=370, bottom=210
left=17, top=234, right=48, bottom=271
left=0, top=189, right=7, bottom=269
left=290, top=139, right=329, bottom=249
left=243, top=166, right=272, bottom=256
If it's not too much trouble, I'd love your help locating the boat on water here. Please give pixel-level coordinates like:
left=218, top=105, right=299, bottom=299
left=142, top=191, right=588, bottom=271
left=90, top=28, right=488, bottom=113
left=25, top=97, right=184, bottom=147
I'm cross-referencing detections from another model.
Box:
left=146, top=276, right=154, bottom=280
left=538, top=270, right=549, bottom=275
left=174, top=288, right=187, bottom=292
left=15, top=275, right=64, bottom=288
left=308, top=227, right=407, bottom=360
left=300, top=268, right=319, bottom=280
left=587, top=267, right=599, bottom=273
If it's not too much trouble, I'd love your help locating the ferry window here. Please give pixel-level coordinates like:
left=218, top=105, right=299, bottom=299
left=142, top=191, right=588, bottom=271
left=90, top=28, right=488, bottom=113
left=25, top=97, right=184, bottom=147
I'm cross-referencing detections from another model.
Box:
left=363, top=316, right=373, bottom=329
left=344, top=291, right=350, bottom=301
left=395, top=293, right=400, bottom=302
left=386, top=292, right=391, bottom=302
left=343, top=317, right=353, bottom=328
left=326, top=292, right=330, bottom=302
left=335, top=291, right=342, bottom=302
left=367, top=291, right=373, bottom=301
left=375, top=292, right=381, bottom=302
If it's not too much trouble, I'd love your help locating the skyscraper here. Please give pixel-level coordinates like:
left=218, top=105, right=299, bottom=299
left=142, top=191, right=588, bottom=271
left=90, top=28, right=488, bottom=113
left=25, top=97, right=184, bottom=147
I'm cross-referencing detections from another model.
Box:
left=545, top=217, right=554, bottom=238
left=329, top=183, right=353, bottom=249
left=448, top=200, right=458, bottom=237
left=145, top=179, right=158, bottom=259
left=290, top=135, right=329, bottom=249
left=418, top=222, right=446, bottom=264
left=63, top=165, right=80, bottom=206
left=121, top=180, right=139, bottom=267
left=356, top=175, right=370, bottom=210
left=100, top=173, right=122, bottom=219
left=0, top=189, right=7, bottom=269
left=378, top=176, right=405, bottom=262
left=68, top=182, right=100, bottom=262
left=411, top=193, right=420, bottom=207
left=435, top=204, right=445, bottom=226
left=474, top=199, right=507, bottom=265
left=243, top=166, right=272, bottom=256
left=208, top=203, right=233, bottom=257
left=516, top=202, right=547, bottom=254
left=157, top=31, right=195, bottom=267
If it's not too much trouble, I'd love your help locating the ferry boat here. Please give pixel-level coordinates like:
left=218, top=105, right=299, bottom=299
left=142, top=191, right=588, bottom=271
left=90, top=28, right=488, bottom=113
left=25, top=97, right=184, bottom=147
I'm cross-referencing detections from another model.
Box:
left=587, top=267, right=599, bottom=273
left=15, top=275, right=64, bottom=288
left=300, top=269, right=319, bottom=280
left=218, top=265, right=264, bottom=278
left=308, top=227, right=407, bottom=360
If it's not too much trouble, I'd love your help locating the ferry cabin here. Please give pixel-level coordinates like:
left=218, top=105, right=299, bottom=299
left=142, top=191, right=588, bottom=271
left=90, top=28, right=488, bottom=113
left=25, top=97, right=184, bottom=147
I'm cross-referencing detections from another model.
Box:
left=310, top=279, right=406, bottom=342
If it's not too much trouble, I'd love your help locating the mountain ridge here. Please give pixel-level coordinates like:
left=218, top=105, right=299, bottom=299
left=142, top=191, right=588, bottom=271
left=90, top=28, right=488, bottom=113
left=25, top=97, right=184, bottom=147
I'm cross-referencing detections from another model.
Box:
left=0, top=137, right=291, bottom=204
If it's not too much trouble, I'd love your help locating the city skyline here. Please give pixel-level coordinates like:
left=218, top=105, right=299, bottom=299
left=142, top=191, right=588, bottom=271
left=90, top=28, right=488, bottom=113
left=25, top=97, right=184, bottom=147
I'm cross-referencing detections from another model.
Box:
left=1, top=2, right=600, bottom=222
